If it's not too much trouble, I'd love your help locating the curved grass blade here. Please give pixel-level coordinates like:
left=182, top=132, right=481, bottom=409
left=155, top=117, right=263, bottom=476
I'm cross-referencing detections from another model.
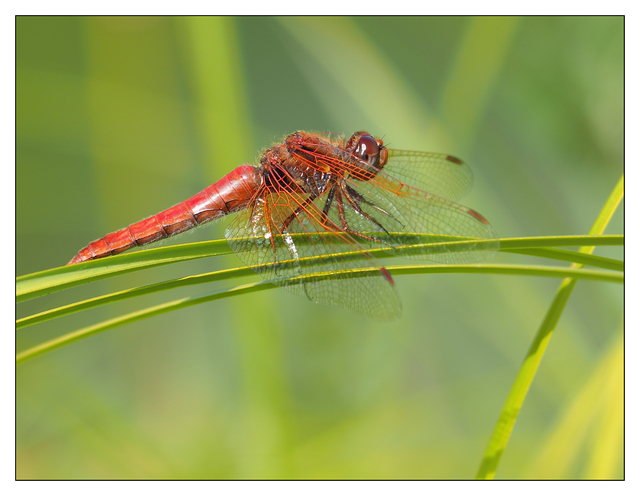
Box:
left=18, top=239, right=622, bottom=331
left=524, top=332, right=622, bottom=478
left=17, top=262, right=623, bottom=331
left=16, top=264, right=621, bottom=362
left=16, top=240, right=232, bottom=303
left=503, top=247, right=623, bottom=271
left=16, top=234, right=623, bottom=332
left=16, top=234, right=622, bottom=304
left=476, top=175, right=624, bottom=480
left=17, top=266, right=255, bottom=330
left=16, top=281, right=271, bottom=363
left=496, top=234, right=622, bottom=249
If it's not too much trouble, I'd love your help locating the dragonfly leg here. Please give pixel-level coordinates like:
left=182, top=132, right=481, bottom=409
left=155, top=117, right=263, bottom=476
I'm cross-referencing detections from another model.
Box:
left=279, top=187, right=345, bottom=235
left=321, top=184, right=337, bottom=217
left=342, top=186, right=390, bottom=235
left=335, top=185, right=395, bottom=249
left=345, top=185, right=403, bottom=227
left=332, top=189, right=380, bottom=246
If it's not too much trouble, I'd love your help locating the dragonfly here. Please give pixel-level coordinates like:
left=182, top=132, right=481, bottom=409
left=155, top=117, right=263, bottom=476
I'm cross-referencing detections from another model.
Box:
left=68, top=131, right=499, bottom=320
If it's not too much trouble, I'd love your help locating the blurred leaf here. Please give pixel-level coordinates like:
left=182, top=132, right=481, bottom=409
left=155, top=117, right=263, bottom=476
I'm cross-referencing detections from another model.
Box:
left=525, top=331, right=622, bottom=479
left=476, top=175, right=623, bottom=479
left=441, top=16, right=520, bottom=144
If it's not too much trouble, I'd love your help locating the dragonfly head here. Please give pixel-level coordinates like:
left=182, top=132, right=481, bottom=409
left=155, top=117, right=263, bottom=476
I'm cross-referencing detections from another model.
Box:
left=347, top=132, right=388, bottom=181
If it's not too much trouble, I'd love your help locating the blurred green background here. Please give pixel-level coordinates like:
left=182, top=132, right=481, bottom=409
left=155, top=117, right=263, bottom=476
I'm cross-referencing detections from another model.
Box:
left=16, top=16, right=623, bottom=479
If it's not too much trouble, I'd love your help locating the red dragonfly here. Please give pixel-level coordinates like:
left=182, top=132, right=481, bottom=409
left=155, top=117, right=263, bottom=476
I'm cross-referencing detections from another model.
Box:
left=69, top=131, right=498, bottom=320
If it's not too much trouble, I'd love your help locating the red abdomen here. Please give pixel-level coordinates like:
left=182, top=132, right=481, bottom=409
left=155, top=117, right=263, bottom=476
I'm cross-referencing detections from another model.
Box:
left=68, top=165, right=262, bottom=265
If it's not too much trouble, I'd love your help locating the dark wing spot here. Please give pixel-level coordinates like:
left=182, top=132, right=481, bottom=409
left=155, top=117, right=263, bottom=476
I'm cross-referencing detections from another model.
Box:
left=467, top=208, right=489, bottom=225
left=446, top=155, right=464, bottom=165
left=380, top=267, right=395, bottom=285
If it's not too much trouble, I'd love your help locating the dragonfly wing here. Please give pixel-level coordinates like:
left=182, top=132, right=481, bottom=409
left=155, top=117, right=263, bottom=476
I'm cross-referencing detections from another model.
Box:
left=225, top=189, right=401, bottom=321
left=343, top=172, right=499, bottom=264
left=384, top=149, right=474, bottom=201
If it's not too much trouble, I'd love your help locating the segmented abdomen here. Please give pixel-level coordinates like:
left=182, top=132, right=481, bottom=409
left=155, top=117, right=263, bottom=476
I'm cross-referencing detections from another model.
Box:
left=68, top=165, right=261, bottom=265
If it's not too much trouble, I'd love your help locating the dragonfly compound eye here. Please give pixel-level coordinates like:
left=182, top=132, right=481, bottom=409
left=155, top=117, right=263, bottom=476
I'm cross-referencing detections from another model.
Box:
left=355, top=135, right=381, bottom=170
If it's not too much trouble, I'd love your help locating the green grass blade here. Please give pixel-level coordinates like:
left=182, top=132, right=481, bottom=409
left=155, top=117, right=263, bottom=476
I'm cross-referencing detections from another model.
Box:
left=16, top=281, right=270, bottom=363
left=17, top=264, right=621, bottom=361
left=524, top=332, right=623, bottom=478
left=16, top=234, right=622, bottom=303
left=476, top=175, right=624, bottom=480
left=16, top=240, right=232, bottom=302
left=17, top=259, right=622, bottom=331
left=496, top=234, right=622, bottom=249
left=17, top=266, right=255, bottom=330
left=503, top=247, right=623, bottom=271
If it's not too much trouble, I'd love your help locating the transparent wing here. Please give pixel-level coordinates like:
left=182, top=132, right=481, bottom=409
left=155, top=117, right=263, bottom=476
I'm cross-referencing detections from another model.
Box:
left=225, top=187, right=402, bottom=321
left=384, top=149, right=474, bottom=201
left=340, top=170, right=499, bottom=264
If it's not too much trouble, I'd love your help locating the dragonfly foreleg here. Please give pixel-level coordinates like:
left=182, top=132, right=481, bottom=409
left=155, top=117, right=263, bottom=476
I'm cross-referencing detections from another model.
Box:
left=332, top=188, right=389, bottom=248
left=334, top=185, right=395, bottom=250
left=345, top=185, right=403, bottom=228
left=322, top=185, right=337, bottom=217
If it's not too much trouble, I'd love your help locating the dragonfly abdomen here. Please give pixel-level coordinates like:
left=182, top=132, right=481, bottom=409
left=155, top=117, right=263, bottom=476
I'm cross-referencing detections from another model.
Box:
left=67, top=165, right=262, bottom=265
